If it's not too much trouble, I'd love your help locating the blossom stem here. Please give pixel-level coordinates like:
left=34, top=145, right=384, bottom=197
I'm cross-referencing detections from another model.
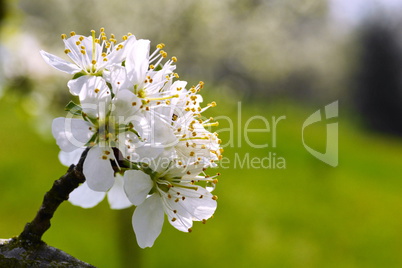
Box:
left=18, top=148, right=90, bottom=244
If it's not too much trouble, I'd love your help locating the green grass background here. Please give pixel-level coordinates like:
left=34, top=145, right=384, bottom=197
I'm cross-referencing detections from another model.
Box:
left=1, top=92, right=402, bottom=268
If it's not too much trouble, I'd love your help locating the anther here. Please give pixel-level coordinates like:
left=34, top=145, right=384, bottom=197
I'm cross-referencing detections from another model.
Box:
left=160, top=50, right=168, bottom=58
left=208, top=101, right=217, bottom=107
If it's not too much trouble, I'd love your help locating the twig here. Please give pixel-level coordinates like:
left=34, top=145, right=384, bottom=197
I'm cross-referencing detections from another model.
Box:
left=18, top=148, right=90, bottom=244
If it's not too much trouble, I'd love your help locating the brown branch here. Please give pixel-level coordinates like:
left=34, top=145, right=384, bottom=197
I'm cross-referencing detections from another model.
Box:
left=0, top=148, right=96, bottom=266
left=19, top=148, right=90, bottom=244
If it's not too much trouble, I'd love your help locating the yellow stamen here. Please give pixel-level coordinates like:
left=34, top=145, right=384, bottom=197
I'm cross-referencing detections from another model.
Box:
left=156, top=43, right=165, bottom=49
left=203, top=122, right=219, bottom=127
left=145, top=94, right=179, bottom=101
left=91, top=30, right=96, bottom=67
left=160, top=50, right=167, bottom=58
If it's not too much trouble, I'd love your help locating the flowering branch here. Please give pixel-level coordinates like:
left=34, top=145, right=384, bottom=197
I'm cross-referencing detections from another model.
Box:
left=30, top=28, right=222, bottom=250
left=19, top=148, right=89, bottom=244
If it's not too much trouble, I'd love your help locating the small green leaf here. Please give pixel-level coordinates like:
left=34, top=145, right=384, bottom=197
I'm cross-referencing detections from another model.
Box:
left=65, top=101, right=82, bottom=116
left=72, top=72, right=85, bottom=80
left=154, top=64, right=163, bottom=71
left=85, top=132, right=98, bottom=147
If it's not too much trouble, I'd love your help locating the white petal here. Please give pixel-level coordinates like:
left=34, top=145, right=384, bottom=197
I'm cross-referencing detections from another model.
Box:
left=83, top=146, right=115, bottom=191
left=134, top=145, right=165, bottom=164
left=67, top=75, right=90, bottom=96
left=111, top=90, right=141, bottom=119
left=126, top=39, right=150, bottom=85
left=52, top=117, right=92, bottom=152
left=145, top=149, right=175, bottom=173
left=63, top=35, right=94, bottom=70
left=179, top=187, right=217, bottom=221
left=123, top=170, right=153, bottom=206
left=164, top=196, right=192, bottom=232
left=58, top=148, right=85, bottom=166
left=133, top=194, right=164, bottom=248
left=107, top=35, right=137, bottom=66
left=149, top=116, right=177, bottom=148
left=40, top=50, right=81, bottom=74
left=150, top=60, right=175, bottom=84
left=107, top=174, right=132, bottom=209
left=69, top=182, right=106, bottom=208
left=78, top=76, right=111, bottom=118
left=107, top=65, right=130, bottom=94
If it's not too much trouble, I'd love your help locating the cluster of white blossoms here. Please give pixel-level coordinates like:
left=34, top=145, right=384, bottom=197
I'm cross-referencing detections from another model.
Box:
left=41, top=28, right=222, bottom=248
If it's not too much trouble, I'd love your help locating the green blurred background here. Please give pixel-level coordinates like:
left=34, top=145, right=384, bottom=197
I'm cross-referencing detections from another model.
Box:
left=1, top=0, right=402, bottom=267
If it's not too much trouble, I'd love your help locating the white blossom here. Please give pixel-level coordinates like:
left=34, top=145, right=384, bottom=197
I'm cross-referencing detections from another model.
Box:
left=124, top=160, right=218, bottom=248
left=44, top=28, right=223, bottom=249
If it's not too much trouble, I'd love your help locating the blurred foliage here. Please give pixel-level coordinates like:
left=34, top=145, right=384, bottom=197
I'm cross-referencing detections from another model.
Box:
left=353, top=17, right=402, bottom=136
left=3, top=0, right=349, bottom=103
left=1, top=94, right=402, bottom=268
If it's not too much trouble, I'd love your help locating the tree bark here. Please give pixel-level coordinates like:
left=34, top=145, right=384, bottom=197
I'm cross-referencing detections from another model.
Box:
left=0, top=148, right=96, bottom=267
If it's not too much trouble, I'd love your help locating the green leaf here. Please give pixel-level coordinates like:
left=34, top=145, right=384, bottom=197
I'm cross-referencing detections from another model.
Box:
left=154, top=64, right=163, bottom=71
left=65, top=101, right=82, bottom=116
left=72, top=72, right=85, bottom=80
left=85, top=132, right=98, bottom=147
